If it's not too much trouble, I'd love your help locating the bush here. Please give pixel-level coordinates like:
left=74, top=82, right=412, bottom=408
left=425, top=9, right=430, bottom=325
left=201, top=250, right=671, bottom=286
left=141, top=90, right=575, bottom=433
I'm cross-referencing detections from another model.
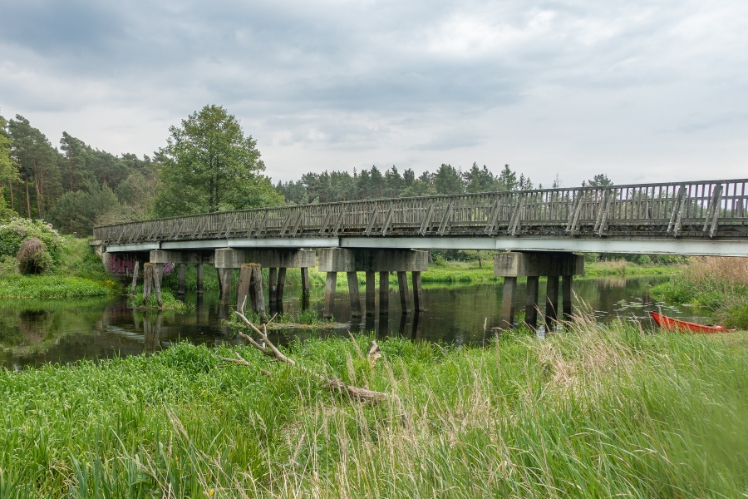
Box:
left=0, top=218, right=62, bottom=261
left=16, top=237, right=52, bottom=274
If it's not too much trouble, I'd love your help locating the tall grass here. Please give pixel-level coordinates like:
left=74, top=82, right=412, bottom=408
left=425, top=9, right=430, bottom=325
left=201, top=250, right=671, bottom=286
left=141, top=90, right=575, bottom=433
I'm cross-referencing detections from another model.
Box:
left=652, top=256, right=748, bottom=328
left=0, top=318, right=747, bottom=497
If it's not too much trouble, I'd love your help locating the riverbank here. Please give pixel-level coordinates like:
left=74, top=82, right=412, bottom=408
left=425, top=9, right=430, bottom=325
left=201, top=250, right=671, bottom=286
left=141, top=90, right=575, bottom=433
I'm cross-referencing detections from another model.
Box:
left=1, top=320, right=746, bottom=497
left=651, top=256, right=748, bottom=329
left=0, top=233, right=116, bottom=298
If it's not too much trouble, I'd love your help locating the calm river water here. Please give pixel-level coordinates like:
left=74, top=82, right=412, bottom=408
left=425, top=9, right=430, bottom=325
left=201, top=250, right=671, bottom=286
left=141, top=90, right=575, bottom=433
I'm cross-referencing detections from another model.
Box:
left=0, top=277, right=711, bottom=369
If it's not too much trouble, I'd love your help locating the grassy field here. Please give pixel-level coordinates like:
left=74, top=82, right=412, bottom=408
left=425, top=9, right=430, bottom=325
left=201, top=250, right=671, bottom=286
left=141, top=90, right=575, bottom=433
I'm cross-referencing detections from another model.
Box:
left=0, top=319, right=746, bottom=497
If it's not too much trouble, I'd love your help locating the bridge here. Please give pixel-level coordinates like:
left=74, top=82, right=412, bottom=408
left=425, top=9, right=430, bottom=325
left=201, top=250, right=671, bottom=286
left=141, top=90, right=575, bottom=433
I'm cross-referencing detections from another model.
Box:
left=93, top=178, right=748, bottom=330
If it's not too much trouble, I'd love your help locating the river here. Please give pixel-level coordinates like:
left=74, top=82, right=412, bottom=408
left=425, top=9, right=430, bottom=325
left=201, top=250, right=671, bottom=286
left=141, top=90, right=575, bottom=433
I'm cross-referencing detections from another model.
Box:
left=0, top=277, right=711, bottom=369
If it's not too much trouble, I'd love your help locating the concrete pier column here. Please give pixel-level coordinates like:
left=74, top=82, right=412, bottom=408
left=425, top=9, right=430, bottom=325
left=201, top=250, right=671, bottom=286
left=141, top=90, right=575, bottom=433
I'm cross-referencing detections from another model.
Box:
left=412, top=271, right=424, bottom=312
left=153, top=263, right=164, bottom=308
left=250, top=264, right=266, bottom=322
left=277, top=268, right=287, bottom=315
left=196, top=263, right=204, bottom=295
left=220, top=269, right=232, bottom=305
left=500, top=277, right=517, bottom=328
left=347, top=272, right=362, bottom=317
left=545, top=276, right=559, bottom=332
left=301, top=267, right=310, bottom=310
left=130, top=261, right=139, bottom=295
left=268, top=267, right=278, bottom=313
left=562, top=275, right=573, bottom=320
left=177, top=263, right=185, bottom=297
left=324, top=271, right=337, bottom=318
left=317, top=248, right=428, bottom=316
left=365, top=271, right=376, bottom=316
left=379, top=271, right=389, bottom=314
left=142, top=263, right=154, bottom=302
left=495, top=252, right=584, bottom=331
left=216, top=267, right=224, bottom=297
left=525, top=276, right=540, bottom=330
left=236, top=264, right=253, bottom=313
left=397, top=271, right=411, bottom=314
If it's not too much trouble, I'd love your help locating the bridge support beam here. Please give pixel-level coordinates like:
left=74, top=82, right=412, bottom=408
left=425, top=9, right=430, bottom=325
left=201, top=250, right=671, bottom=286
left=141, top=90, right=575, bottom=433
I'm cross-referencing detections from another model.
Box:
left=301, top=267, right=310, bottom=310
left=324, top=272, right=337, bottom=319
left=178, top=263, right=185, bottom=298
left=318, top=248, right=428, bottom=319
left=494, top=252, right=584, bottom=331
left=237, top=264, right=265, bottom=321
left=347, top=272, right=362, bottom=317
left=196, top=263, right=204, bottom=295
left=366, top=271, right=376, bottom=315
left=525, top=276, right=540, bottom=330
left=269, top=267, right=278, bottom=313
left=214, top=248, right=315, bottom=316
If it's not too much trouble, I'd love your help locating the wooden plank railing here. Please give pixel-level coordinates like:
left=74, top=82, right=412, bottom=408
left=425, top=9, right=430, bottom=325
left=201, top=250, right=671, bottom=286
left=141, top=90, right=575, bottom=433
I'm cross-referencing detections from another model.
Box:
left=93, top=179, right=748, bottom=244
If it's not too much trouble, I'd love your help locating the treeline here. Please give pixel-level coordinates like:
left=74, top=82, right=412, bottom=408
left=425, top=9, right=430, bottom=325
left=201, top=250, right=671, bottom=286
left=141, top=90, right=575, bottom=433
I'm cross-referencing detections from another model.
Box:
left=0, top=104, right=614, bottom=238
left=0, top=113, right=158, bottom=235
left=0, top=105, right=278, bottom=235
left=276, top=163, right=535, bottom=204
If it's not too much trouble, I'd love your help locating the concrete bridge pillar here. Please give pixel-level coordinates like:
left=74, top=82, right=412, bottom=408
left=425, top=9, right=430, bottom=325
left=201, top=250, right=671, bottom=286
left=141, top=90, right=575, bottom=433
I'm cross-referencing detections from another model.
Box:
left=318, top=248, right=428, bottom=320
left=214, top=248, right=315, bottom=318
left=494, top=252, right=584, bottom=331
left=148, top=250, right=214, bottom=303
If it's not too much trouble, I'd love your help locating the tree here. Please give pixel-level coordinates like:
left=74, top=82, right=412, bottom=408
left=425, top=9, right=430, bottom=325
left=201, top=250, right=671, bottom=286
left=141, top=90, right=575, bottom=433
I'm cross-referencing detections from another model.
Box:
left=463, top=162, right=500, bottom=193
left=497, top=164, right=518, bottom=191
left=0, top=114, right=19, bottom=195
left=0, top=113, right=19, bottom=220
left=585, top=174, right=613, bottom=187
left=434, top=164, right=464, bottom=195
left=9, top=116, right=60, bottom=219
left=154, top=105, right=282, bottom=216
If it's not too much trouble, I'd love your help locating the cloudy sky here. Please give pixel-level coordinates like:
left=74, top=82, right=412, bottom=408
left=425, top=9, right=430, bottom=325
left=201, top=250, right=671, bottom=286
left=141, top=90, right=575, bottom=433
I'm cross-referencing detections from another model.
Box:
left=1, top=0, right=747, bottom=186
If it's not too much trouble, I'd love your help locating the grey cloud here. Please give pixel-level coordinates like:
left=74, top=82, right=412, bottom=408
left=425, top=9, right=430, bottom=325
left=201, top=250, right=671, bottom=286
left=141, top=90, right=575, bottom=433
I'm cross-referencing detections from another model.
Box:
left=1, top=0, right=747, bottom=183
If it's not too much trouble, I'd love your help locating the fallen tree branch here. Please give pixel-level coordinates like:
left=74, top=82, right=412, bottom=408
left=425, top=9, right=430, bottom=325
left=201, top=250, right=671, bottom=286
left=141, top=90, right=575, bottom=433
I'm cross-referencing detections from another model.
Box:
left=217, top=352, right=273, bottom=377
left=230, top=311, right=390, bottom=403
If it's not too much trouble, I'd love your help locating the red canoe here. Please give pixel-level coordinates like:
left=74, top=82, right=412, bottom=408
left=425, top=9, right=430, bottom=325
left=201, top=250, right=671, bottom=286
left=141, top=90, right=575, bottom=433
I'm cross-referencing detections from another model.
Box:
left=649, top=311, right=735, bottom=334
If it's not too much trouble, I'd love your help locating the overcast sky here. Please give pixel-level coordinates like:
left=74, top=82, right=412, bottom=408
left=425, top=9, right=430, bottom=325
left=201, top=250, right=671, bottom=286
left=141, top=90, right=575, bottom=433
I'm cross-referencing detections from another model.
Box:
left=1, top=0, right=747, bottom=187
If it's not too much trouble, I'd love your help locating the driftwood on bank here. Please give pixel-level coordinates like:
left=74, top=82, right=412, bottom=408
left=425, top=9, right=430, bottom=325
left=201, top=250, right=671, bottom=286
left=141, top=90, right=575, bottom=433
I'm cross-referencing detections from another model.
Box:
left=223, top=312, right=389, bottom=404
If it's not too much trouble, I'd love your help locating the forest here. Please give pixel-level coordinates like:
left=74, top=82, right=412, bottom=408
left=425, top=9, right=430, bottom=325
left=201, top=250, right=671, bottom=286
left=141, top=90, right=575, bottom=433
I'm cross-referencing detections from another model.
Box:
left=0, top=105, right=607, bottom=238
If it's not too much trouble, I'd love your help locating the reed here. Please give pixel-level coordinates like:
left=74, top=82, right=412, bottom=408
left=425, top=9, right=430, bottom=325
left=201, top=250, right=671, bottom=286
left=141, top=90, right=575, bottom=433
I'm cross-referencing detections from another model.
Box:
left=0, top=317, right=746, bottom=497
left=652, top=256, right=748, bottom=328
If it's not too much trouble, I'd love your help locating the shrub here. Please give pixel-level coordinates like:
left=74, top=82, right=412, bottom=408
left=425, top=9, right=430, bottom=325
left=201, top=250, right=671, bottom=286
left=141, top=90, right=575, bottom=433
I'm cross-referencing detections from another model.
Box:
left=0, top=218, right=63, bottom=261
left=17, top=237, right=52, bottom=274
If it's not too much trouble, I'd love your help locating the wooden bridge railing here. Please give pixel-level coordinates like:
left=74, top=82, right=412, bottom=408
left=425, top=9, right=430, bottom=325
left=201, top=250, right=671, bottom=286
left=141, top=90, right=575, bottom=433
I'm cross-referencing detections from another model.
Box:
left=93, top=179, right=748, bottom=245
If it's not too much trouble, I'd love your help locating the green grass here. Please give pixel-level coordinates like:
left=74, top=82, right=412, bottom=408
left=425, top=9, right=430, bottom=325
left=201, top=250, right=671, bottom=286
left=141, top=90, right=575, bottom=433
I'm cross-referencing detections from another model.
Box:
left=0, top=274, right=114, bottom=298
left=130, top=285, right=190, bottom=311
left=0, top=236, right=117, bottom=299
left=1, top=321, right=747, bottom=497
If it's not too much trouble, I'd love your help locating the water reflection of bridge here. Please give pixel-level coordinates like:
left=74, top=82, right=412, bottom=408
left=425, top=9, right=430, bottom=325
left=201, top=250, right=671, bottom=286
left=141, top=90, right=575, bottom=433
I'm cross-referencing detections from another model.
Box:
left=93, top=179, right=748, bottom=330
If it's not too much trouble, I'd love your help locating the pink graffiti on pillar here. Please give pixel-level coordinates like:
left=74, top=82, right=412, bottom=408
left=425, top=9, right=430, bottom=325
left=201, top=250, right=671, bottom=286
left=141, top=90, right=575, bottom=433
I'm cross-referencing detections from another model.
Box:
left=106, top=255, right=174, bottom=275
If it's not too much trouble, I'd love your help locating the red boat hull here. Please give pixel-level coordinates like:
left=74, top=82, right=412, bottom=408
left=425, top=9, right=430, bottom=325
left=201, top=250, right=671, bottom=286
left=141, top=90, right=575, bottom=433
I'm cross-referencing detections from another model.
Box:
left=649, top=311, right=734, bottom=334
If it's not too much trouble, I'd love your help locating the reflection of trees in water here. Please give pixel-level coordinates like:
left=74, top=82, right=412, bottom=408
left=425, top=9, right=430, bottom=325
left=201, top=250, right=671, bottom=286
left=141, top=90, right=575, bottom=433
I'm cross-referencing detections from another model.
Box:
left=0, top=299, right=110, bottom=358
left=18, top=310, right=49, bottom=344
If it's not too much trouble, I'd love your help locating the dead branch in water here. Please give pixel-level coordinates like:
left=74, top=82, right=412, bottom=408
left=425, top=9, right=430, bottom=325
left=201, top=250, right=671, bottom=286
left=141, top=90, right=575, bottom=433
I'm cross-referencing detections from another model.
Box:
left=228, top=311, right=390, bottom=403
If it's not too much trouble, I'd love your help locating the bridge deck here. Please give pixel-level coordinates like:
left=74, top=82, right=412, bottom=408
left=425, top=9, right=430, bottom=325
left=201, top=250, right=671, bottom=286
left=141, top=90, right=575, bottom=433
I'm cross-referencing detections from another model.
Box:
left=94, top=179, right=748, bottom=256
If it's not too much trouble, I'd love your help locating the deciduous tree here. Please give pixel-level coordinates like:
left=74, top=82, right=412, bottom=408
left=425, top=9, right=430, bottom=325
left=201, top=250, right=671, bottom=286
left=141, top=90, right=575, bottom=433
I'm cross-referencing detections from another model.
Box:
left=154, top=105, right=281, bottom=216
